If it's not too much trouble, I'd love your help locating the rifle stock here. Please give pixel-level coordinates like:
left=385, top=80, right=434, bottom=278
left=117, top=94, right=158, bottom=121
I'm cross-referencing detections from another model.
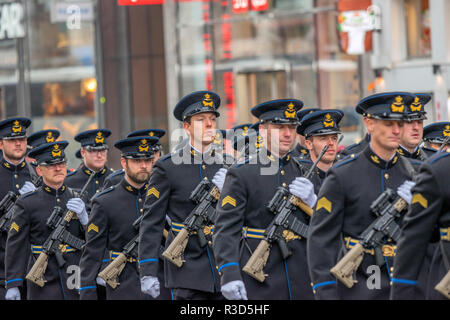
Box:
left=330, top=243, right=364, bottom=288
left=242, top=240, right=270, bottom=283
left=25, top=252, right=49, bottom=287
left=98, top=253, right=127, bottom=289
left=162, top=228, right=189, bottom=267
left=435, top=270, right=450, bottom=299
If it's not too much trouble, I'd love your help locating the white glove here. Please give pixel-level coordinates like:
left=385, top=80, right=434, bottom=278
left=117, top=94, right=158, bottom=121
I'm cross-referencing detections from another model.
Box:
left=66, top=198, right=88, bottom=225
left=140, top=276, right=160, bottom=298
left=288, top=177, right=317, bottom=208
left=212, top=168, right=227, bottom=193
left=221, top=280, right=248, bottom=300
left=5, top=287, right=20, bottom=300
left=18, top=181, right=36, bottom=195
left=96, top=276, right=106, bottom=287
left=397, top=180, right=416, bottom=205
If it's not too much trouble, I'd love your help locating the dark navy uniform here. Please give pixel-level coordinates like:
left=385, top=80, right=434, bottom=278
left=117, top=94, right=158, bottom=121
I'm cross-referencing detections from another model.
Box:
left=65, top=129, right=114, bottom=200
left=337, top=133, right=370, bottom=160
left=213, top=99, right=315, bottom=300
left=422, top=121, right=450, bottom=156
left=0, top=117, right=32, bottom=299
left=307, top=92, right=426, bottom=300
left=102, top=169, right=125, bottom=190
left=79, top=136, right=170, bottom=300
left=5, top=141, right=85, bottom=300
left=391, top=150, right=450, bottom=300
left=138, top=91, right=228, bottom=300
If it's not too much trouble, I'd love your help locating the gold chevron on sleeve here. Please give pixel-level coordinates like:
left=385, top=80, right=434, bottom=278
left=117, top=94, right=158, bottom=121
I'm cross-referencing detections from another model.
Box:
left=411, top=193, right=428, bottom=208
left=221, top=195, right=236, bottom=207
left=88, top=223, right=99, bottom=233
left=316, top=197, right=332, bottom=213
left=10, top=222, right=19, bottom=233
left=147, top=187, right=160, bottom=199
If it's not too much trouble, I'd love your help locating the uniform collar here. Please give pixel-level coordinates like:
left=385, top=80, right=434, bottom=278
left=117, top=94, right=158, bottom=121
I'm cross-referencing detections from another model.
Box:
left=82, top=164, right=108, bottom=177
left=1, top=156, right=27, bottom=172
left=397, top=145, right=422, bottom=159
left=42, top=183, right=67, bottom=196
left=263, top=148, right=292, bottom=165
left=363, top=145, right=400, bottom=169
left=120, top=177, right=148, bottom=195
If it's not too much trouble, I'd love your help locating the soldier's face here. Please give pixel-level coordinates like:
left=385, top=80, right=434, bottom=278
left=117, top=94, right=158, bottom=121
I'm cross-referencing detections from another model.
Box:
left=184, top=112, right=217, bottom=149
left=82, top=148, right=108, bottom=172
left=0, top=137, right=27, bottom=161
left=305, top=134, right=339, bottom=164
left=261, top=123, right=297, bottom=157
left=401, top=120, right=423, bottom=150
left=364, top=118, right=404, bottom=151
left=37, top=162, right=67, bottom=187
left=122, top=157, right=153, bottom=185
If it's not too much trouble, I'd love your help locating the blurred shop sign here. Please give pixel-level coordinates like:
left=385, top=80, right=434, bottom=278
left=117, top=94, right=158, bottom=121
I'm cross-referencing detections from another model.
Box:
left=250, top=0, right=269, bottom=11
left=233, top=0, right=269, bottom=14
left=0, top=2, right=25, bottom=40
left=337, top=0, right=381, bottom=55
left=118, top=0, right=165, bottom=5
left=50, top=2, right=94, bottom=26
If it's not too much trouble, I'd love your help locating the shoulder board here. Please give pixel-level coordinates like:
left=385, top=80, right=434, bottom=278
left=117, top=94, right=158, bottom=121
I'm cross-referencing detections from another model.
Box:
left=295, top=157, right=313, bottom=165
left=109, top=169, right=124, bottom=178
left=91, top=186, right=115, bottom=201
left=429, top=151, right=450, bottom=165
left=160, top=153, right=173, bottom=162
left=233, top=156, right=252, bottom=168
left=334, top=153, right=358, bottom=168
left=21, top=189, right=38, bottom=200
left=66, top=170, right=78, bottom=177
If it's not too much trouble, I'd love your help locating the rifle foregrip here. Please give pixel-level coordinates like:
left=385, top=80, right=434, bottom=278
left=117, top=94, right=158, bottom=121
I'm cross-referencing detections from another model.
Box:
left=98, top=253, right=128, bottom=289
left=330, top=243, right=365, bottom=288
left=242, top=240, right=271, bottom=283
left=26, top=252, right=49, bottom=287
left=289, top=196, right=313, bottom=217
left=162, top=228, right=189, bottom=268
left=435, top=270, right=450, bottom=299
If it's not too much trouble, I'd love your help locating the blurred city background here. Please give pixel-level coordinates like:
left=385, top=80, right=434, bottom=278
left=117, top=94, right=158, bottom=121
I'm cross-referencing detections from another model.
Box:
left=0, top=0, right=449, bottom=168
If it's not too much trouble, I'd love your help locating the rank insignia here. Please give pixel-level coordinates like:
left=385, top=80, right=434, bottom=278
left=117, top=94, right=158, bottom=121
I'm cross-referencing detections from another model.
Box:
left=88, top=223, right=99, bottom=233
left=284, top=102, right=296, bottom=119
left=411, top=193, right=428, bottom=208
left=242, top=126, right=248, bottom=136
left=444, top=125, right=450, bottom=137
left=147, top=187, right=160, bottom=199
left=10, top=222, right=19, bottom=233
left=222, top=195, right=236, bottom=207
left=316, top=197, right=332, bottom=213
left=11, top=120, right=22, bottom=133
left=138, top=139, right=149, bottom=152
left=370, top=155, right=380, bottom=164
left=391, top=96, right=405, bottom=113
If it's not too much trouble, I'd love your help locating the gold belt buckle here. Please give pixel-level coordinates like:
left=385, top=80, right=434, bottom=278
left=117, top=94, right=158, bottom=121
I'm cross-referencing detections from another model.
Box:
left=381, top=245, right=396, bottom=257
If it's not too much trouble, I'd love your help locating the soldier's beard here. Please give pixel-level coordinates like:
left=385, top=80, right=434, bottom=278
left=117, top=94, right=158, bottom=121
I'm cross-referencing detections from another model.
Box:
left=126, top=169, right=150, bottom=185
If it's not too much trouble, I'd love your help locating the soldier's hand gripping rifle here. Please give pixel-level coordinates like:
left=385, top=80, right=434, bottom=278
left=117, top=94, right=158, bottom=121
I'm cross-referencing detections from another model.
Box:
left=435, top=270, right=450, bottom=299
left=330, top=189, right=408, bottom=288
left=162, top=138, right=253, bottom=268
left=25, top=173, right=95, bottom=287
left=242, top=145, right=328, bottom=283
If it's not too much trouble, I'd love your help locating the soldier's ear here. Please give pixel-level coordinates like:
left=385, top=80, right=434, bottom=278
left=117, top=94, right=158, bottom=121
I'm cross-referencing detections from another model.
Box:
left=36, top=165, right=43, bottom=177
left=120, top=157, right=127, bottom=171
left=363, top=117, right=374, bottom=135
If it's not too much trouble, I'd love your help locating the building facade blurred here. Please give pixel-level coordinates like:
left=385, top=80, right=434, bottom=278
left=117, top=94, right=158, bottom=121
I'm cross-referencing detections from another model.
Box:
left=0, top=0, right=449, bottom=168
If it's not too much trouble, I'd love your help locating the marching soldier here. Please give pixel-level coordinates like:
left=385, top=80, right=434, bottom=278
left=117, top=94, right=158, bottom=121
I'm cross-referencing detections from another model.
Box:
left=138, top=91, right=230, bottom=300
left=307, top=92, right=423, bottom=300
left=213, top=99, right=316, bottom=300
left=0, top=117, right=33, bottom=299
left=79, top=136, right=170, bottom=300
left=102, top=129, right=166, bottom=190
left=291, top=108, right=320, bottom=158
left=5, top=141, right=88, bottom=300
left=390, top=149, right=450, bottom=300
left=397, top=93, right=430, bottom=161
left=66, top=129, right=114, bottom=199
left=422, top=122, right=450, bottom=156
left=296, top=110, right=344, bottom=193
left=337, top=132, right=370, bottom=160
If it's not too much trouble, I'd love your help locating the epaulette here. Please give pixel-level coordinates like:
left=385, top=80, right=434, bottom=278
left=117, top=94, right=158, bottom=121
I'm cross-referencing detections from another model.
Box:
left=108, top=169, right=124, bottom=178
left=295, top=157, right=313, bottom=165
left=333, top=153, right=358, bottom=168
left=21, top=189, right=38, bottom=199
left=66, top=170, right=78, bottom=177
left=429, top=150, right=450, bottom=164
left=91, top=185, right=115, bottom=201
left=233, top=156, right=252, bottom=168
left=160, top=153, right=173, bottom=162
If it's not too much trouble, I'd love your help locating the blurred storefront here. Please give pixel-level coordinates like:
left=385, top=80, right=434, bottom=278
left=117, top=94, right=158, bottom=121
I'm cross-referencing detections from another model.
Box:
left=0, top=0, right=97, bottom=168
left=163, top=0, right=369, bottom=147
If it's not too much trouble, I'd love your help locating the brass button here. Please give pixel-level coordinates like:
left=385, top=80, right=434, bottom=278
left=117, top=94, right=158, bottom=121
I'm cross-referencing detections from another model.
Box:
left=140, top=209, right=143, bottom=213
left=202, top=165, right=206, bottom=170
left=57, top=199, right=61, bottom=203
left=14, top=174, right=18, bottom=179
left=95, top=181, right=99, bottom=184
left=15, top=184, right=19, bottom=189
left=384, top=173, right=389, bottom=180
left=282, top=183, right=287, bottom=187
left=138, top=198, right=142, bottom=202
left=280, top=170, right=285, bottom=175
